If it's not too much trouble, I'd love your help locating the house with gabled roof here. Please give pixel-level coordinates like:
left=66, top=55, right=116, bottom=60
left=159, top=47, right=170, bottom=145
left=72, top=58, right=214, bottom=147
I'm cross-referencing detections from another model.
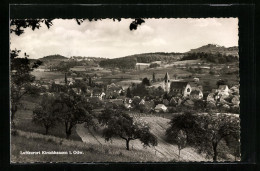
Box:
left=163, top=72, right=203, bottom=98
left=170, top=81, right=192, bottom=97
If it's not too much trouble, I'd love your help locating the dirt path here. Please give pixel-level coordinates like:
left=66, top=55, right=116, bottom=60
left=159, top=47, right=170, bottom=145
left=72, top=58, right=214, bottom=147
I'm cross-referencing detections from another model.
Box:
left=76, top=116, right=209, bottom=162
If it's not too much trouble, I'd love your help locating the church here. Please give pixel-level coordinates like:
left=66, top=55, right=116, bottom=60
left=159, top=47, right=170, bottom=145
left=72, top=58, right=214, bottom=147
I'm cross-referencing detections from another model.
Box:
left=163, top=72, right=192, bottom=97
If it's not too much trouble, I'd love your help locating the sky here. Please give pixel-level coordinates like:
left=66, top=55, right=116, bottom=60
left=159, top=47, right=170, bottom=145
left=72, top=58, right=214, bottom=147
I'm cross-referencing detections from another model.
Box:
left=10, top=18, right=238, bottom=59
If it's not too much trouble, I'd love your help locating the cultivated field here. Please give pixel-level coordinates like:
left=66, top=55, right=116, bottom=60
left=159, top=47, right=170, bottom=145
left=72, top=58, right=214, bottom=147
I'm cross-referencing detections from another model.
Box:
left=31, top=71, right=64, bottom=81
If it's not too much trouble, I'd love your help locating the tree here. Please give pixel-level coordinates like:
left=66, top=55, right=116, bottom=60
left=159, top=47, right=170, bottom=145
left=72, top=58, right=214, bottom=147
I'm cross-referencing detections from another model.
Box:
left=88, top=77, right=92, bottom=86
left=53, top=92, right=94, bottom=138
left=100, top=109, right=157, bottom=150
left=65, top=72, right=68, bottom=85
left=152, top=72, right=156, bottom=82
left=126, top=87, right=133, bottom=98
left=10, top=49, right=42, bottom=126
left=32, top=94, right=58, bottom=134
left=177, top=130, right=187, bottom=158
left=142, top=77, right=151, bottom=86
left=216, top=79, right=228, bottom=87
left=132, top=84, right=149, bottom=98
left=10, top=19, right=54, bottom=36
left=71, top=80, right=87, bottom=94
left=166, top=111, right=240, bottom=161
left=197, top=113, right=240, bottom=161
left=129, top=18, right=145, bottom=30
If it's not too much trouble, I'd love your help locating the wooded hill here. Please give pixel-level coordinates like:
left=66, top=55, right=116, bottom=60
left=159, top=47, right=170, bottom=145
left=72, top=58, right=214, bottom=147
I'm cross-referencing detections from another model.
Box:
left=188, top=44, right=238, bottom=57
left=180, top=52, right=238, bottom=64
left=39, top=54, right=68, bottom=61
left=99, top=52, right=183, bottom=69
left=99, top=44, right=239, bottom=69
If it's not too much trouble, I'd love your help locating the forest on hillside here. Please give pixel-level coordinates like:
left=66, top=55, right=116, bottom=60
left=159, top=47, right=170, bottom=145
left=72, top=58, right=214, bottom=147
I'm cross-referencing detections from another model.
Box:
left=181, top=52, right=238, bottom=64
left=99, top=52, right=182, bottom=69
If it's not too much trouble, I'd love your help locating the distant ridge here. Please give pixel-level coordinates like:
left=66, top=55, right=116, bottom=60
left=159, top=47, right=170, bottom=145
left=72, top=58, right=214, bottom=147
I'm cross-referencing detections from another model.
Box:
left=39, top=54, right=68, bottom=61
left=188, top=44, right=238, bottom=57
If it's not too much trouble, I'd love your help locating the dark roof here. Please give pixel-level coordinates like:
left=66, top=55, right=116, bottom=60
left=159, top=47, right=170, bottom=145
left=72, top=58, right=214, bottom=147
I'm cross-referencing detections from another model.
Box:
left=189, top=82, right=198, bottom=88
left=218, top=85, right=228, bottom=90
left=170, top=82, right=189, bottom=90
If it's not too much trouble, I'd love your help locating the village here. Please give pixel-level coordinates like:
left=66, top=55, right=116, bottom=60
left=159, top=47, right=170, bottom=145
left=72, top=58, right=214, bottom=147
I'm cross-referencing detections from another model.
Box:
left=33, top=58, right=240, bottom=115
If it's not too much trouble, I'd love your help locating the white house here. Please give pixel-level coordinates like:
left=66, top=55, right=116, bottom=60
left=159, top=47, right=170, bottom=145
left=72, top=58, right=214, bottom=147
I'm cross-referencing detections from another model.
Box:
left=135, top=63, right=150, bottom=70
left=155, top=104, right=168, bottom=113
left=218, top=85, right=229, bottom=96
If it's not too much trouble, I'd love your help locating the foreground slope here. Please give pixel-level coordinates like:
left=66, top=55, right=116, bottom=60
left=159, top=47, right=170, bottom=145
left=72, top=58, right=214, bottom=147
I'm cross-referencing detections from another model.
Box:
left=76, top=116, right=209, bottom=162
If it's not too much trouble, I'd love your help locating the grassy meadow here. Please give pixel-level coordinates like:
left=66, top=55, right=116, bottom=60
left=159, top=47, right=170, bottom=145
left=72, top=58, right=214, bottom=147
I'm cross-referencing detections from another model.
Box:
left=11, top=130, right=168, bottom=163
left=15, top=95, right=82, bottom=141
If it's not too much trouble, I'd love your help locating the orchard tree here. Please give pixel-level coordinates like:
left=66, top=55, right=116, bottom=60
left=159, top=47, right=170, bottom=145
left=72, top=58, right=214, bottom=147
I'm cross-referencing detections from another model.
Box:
left=32, top=94, right=58, bottom=135
left=10, top=49, right=42, bottom=126
left=53, top=92, right=94, bottom=138
left=100, top=109, right=157, bottom=150
left=196, top=113, right=240, bottom=161
left=177, top=130, right=187, bottom=158
left=166, top=111, right=240, bottom=161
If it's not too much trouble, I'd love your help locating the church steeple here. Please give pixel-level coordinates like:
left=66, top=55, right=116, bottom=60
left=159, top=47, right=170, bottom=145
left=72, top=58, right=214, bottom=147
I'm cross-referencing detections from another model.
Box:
left=164, top=72, right=170, bottom=83
left=164, top=72, right=170, bottom=93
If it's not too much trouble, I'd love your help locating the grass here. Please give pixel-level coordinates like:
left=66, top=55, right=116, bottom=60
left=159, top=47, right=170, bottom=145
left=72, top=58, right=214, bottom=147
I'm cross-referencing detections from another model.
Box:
left=11, top=130, right=166, bottom=163
left=15, top=95, right=82, bottom=141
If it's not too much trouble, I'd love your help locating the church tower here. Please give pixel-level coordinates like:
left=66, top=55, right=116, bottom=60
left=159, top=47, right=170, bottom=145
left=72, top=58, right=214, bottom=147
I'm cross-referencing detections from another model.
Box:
left=164, top=72, right=170, bottom=93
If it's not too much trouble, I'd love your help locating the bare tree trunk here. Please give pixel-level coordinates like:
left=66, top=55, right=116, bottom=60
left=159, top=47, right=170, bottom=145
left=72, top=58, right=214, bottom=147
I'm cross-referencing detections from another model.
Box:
left=126, top=139, right=130, bottom=150
left=66, top=129, right=71, bottom=139
left=66, top=122, right=73, bottom=139
left=65, top=122, right=71, bottom=139
left=212, top=142, right=218, bottom=161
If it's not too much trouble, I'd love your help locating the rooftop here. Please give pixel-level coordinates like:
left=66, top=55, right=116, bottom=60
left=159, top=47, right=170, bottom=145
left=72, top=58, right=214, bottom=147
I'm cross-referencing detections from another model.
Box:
left=170, top=81, right=189, bottom=90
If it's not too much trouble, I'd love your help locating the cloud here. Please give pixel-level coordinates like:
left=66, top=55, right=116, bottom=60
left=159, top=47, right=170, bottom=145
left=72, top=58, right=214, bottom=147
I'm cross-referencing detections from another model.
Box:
left=10, top=18, right=238, bottom=59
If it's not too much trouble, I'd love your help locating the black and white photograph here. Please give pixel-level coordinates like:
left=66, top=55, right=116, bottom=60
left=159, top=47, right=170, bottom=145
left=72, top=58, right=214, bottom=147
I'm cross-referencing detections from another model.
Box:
left=10, top=17, right=240, bottom=163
